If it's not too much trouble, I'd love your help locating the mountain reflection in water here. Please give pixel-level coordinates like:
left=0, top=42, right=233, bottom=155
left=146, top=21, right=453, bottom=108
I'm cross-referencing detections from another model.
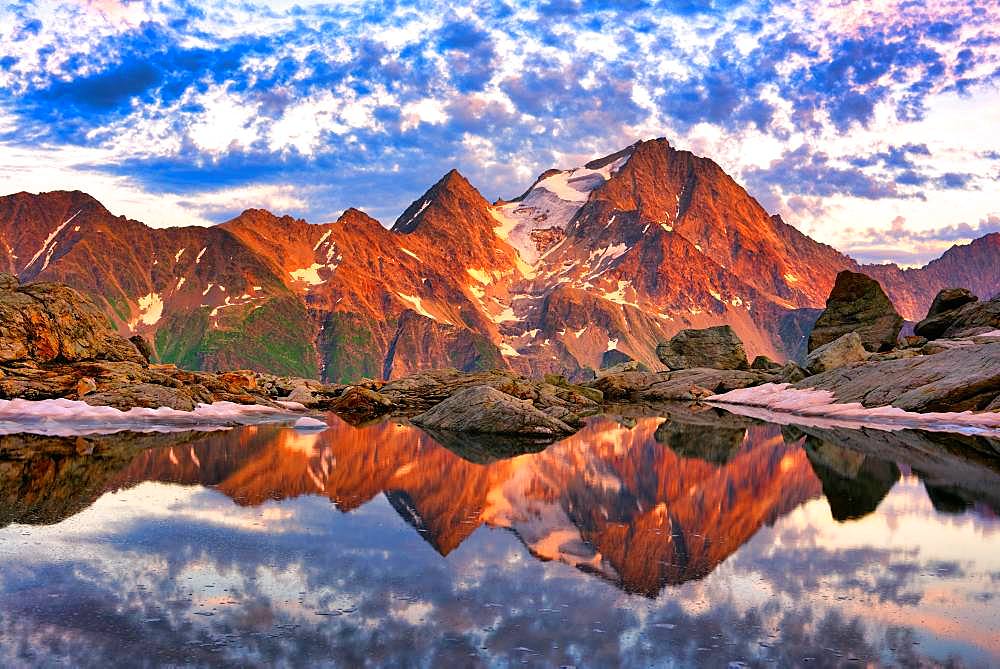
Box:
left=0, top=408, right=998, bottom=667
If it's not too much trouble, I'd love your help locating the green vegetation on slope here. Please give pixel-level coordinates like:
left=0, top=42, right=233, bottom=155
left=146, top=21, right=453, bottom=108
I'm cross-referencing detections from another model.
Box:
left=156, top=297, right=318, bottom=378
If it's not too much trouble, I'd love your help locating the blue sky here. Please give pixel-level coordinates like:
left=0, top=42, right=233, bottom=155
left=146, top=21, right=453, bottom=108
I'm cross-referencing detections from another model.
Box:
left=1, top=0, right=999, bottom=265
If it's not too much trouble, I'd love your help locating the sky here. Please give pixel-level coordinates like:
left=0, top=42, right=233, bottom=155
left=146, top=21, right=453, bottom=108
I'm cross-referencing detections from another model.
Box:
left=1, top=0, right=998, bottom=266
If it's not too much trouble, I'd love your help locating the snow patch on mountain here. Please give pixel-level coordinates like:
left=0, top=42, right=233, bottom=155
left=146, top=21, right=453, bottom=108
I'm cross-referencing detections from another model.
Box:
left=24, top=209, right=80, bottom=272
left=129, top=292, right=163, bottom=330
left=466, top=268, right=493, bottom=285
left=498, top=342, right=520, bottom=357
left=290, top=263, right=331, bottom=286
left=399, top=247, right=421, bottom=261
left=396, top=292, right=438, bottom=321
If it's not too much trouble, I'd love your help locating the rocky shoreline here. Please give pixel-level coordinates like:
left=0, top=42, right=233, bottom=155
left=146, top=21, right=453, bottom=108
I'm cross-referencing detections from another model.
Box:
left=2, top=271, right=998, bottom=443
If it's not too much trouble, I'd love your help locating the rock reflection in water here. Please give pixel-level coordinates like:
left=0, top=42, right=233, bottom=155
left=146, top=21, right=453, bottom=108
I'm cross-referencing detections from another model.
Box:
left=0, top=409, right=997, bottom=667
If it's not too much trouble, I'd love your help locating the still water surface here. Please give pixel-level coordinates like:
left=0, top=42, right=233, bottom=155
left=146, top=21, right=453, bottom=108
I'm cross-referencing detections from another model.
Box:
left=0, top=407, right=998, bottom=667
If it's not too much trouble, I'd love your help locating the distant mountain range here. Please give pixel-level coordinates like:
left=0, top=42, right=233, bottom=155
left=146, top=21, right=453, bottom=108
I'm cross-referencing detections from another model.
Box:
left=2, top=138, right=997, bottom=381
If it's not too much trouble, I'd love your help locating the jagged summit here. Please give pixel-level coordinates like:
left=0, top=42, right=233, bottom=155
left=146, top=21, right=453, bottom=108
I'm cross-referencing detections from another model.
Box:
left=391, top=168, right=486, bottom=234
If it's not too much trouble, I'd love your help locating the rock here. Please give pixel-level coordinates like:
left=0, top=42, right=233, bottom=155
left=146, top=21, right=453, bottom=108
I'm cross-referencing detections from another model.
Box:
left=939, top=295, right=1000, bottom=339
left=590, top=368, right=775, bottom=402
left=329, top=386, right=394, bottom=416
left=779, top=362, right=809, bottom=383
left=901, top=335, right=927, bottom=348
left=868, top=349, right=920, bottom=362
left=656, top=325, right=749, bottom=371
left=129, top=335, right=155, bottom=364
left=285, top=385, right=318, bottom=405
left=807, top=270, right=903, bottom=353
left=382, top=368, right=599, bottom=417
left=0, top=273, right=18, bottom=291
left=218, top=370, right=258, bottom=391
left=0, top=280, right=145, bottom=365
left=750, top=355, right=781, bottom=371
left=913, top=288, right=980, bottom=340
left=81, top=383, right=200, bottom=411
left=687, top=385, right=715, bottom=400
left=411, top=385, right=574, bottom=436
left=600, top=349, right=633, bottom=369
left=795, top=341, right=1000, bottom=412
left=76, top=377, right=97, bottom=397
left=805, top=332, right=868, bottom=374
left=926, top=287, right=978, bottom=319
left=597, top=360, right=646, bottom=377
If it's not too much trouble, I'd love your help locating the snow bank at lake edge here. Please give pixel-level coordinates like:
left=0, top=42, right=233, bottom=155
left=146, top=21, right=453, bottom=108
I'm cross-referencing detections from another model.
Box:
left=708, top=383, right=1000, bottom=436
left=0, top=398, right=324, bottom=437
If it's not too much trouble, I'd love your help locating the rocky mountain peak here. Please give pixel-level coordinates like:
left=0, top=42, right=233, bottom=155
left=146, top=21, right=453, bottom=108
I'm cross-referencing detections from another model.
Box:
left=337, top=207, right=383, bottom=229
left=391, top=168, right=487, bottom=235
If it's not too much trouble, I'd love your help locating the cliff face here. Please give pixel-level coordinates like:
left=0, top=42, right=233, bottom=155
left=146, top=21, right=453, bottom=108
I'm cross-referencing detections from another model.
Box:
left=3, top=140, right=996, bottom=381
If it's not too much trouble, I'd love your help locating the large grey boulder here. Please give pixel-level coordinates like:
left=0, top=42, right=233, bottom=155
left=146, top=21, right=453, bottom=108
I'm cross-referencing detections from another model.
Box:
left=656, top=325, right=749, bottom=371
left=805, top=331, right=869, bottom=374
left=411, top=385, right=574, bottom=436
left=807, top=271, right=902, bottom=353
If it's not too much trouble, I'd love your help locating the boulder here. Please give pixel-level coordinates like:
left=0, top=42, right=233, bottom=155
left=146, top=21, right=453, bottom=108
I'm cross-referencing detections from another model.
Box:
left=0, top=273, right=18, bottom=292
left=590, top=368, right=775, bottom=402
left=76, top=377, right=97, bottom=397
left=411, top=385, right=574, bottom=436
left=750, top=355, right=782, bottom=371
left=0, top=280, right=145, bottom=365
left=329, top=386, right=394, bottom=416
left=805, top=331, right=868, bottom=374
left=795, top=341, right=1000, bottom=412
left=914, top=288, right=980, bottom=339
left=807, top=271, right=902, bottom=353
left=600, top=349, right=633, bottom=370
left=938, top=295, right=1000, bottom=339
left=656, top=325, right=749, bottom=371
left=779, top=362, right=809, bottom=383
left=929, top=287, right=978, bottom=316
left=129, top=335, right=155, bottom=364
left=81, top=383, right=201, bottom=411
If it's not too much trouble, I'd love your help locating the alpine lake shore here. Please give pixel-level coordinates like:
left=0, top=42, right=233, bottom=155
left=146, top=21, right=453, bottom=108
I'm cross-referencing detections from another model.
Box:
left=1, top=268, right=998, bottom=444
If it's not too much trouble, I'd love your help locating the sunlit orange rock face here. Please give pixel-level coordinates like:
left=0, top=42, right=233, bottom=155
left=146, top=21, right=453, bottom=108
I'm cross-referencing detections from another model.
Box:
left=112, top=414, right=822, bottom=595
left=4, top=139, right=996, bottom=381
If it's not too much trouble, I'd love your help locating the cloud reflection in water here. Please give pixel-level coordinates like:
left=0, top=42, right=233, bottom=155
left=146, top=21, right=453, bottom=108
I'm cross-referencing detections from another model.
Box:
left=0, top=410, right=997, bottom=667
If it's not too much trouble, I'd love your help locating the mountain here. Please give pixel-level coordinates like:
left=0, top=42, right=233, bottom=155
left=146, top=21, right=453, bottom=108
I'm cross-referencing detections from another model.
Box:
left=2, top=138, right=997, bottom=382
left=0, top=191, right=317, bottom=377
